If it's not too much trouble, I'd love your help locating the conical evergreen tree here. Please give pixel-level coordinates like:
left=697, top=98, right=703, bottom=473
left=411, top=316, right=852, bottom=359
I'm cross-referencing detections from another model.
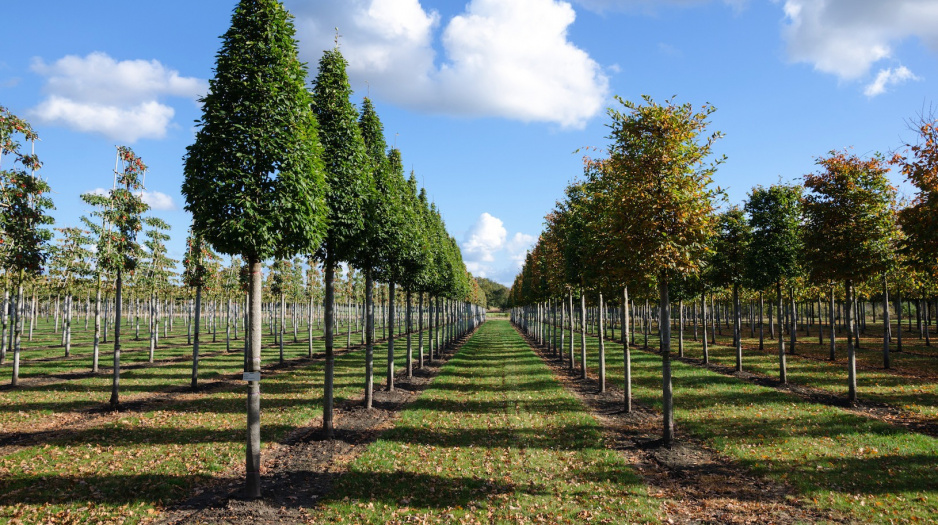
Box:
left=182, top=0, right=327, bottom=498
left=312, top=47, right=371, bottom=436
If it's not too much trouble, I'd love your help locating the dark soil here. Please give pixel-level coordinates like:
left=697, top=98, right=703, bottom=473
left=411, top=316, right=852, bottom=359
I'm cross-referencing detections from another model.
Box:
left=156, top=330, right=474, bottom=525
left=519, top=327, right=847, bottom=525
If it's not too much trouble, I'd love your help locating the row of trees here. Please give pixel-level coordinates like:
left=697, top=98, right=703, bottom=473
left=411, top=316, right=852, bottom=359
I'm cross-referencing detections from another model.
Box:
left=510, top=93, right=938, bottom=445
left=181, top=0, right=483, bottom=497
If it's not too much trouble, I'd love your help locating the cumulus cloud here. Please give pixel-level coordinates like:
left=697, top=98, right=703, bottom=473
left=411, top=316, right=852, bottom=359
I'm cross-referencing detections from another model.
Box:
left=864, top=66, right=920, bottom=97
left=87, top=188, right=176, bottom=211
left=463, top=212, right=507, bottom=263
left=461, top=213, right=535, bottom=283
left=572, top=0, right=746, bottom=13
left=289, top=0, right=608, bottom=128
left=780, top=0, right=938, bottom=81
left=30, top=52, right=206, bottom=142
left=139, top=191, right=176, bottom=211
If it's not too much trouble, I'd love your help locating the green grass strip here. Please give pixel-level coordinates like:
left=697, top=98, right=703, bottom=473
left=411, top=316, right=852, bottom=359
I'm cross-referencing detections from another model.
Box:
left=313, top=319, right=660, bottom=524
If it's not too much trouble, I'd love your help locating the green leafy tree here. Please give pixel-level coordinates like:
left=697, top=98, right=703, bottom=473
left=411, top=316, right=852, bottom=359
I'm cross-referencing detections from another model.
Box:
left=708, top=207, right=751, bottom=372
left=312, top=47, right=371, bottom=433
left=0, top=111, right=54, bottom=385
left=181, top=0, right=328, bottom=498
left=803, top=150, right=897, bottom=404
left=183, top=227, right=217, bottom=389
left=81, top=146, right=149, bottom=404
left=745, top=183, right=803, bottom=382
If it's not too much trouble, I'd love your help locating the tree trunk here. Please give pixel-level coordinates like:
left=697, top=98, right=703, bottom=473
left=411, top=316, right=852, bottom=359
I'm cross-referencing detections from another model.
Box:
left=406, top=289, right=413, bottom=379
left=882, top=275, right=890, bottom=369
left=580, top=290, right=587, bottom=380
left=191, top=285, right=202, bottom=390
left=829, top=284, right=836, bottom=361
left=387, top=282, right=396, bottom=392
left=777, top=281, right=787, bottom=384
left=93, top=275, right=102, bottom=373
left=364, top=270, right=375, bottom=409
left=660, top=279, right=674, bottom=446
left=322, top=254, right=336, bottom=438
left=623, top=286, right=632, bottom=413
left=734, top=283, right=742, bottom=372
left=846, top=280, right=857, bottom=405
left=568, top=290, right=575, bottom=371
left=109, top=269, right=123, bottom=407
left=10, top=276, right=23, bottom=386
left=245, top=258, right=263, bottom=498
left=597, top=291, right=605, bottom=393
left=701, top=292, right=709, bottom=364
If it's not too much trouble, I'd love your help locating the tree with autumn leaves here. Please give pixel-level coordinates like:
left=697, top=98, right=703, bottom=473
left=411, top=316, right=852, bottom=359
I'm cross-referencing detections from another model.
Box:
left=803, top=150, right=897, bottom=405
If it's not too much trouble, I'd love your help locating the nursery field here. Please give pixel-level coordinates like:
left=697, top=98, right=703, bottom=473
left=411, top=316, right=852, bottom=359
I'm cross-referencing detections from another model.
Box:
left=2, top=317, right=936, bottom=523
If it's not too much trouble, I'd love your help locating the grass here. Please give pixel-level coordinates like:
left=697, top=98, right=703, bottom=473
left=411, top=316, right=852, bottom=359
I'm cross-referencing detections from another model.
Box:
left=0, top=319, right=436, bottom=525
left=312, top=319, right=661, bottom=524
left=550, top=322, right=938, bottom=523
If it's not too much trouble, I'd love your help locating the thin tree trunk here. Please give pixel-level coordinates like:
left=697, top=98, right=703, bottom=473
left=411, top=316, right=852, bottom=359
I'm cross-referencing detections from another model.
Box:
left=109, top=269, right=124, bottom=407
left=660, top=279, right=674, bottom=445
left=387, top=282, right=396, bottom=392
left=364, top=270, right=374, bottom=409
left=597, top=291, right=605, bottom=393
left=623, top=286, right=632, bottom=413
left=191, top=285, right=202, bottom=390
left=846, top=280, right=857, bottom=404
left=322, top=255, right=336, bottom=438
left=777, top=281, right=787, bottom=384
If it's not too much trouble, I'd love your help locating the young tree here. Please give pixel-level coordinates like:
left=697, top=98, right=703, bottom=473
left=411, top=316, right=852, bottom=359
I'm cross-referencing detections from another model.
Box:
left=603, top=95, right=722, bottom=445
left=182, top=0, right=328, bottom=498
left=312, top=47, right=371, bottom=432
left=708, top=207, right=751, bottom=372
left=803, top=150, right=897, bottom=404
left=183, top=227, right=216, bottom=389
left=0, top=110, right=54, bottom=386
left=81, top=147, right=149, bottom=405
left=745, top=183, right=803, bottom=383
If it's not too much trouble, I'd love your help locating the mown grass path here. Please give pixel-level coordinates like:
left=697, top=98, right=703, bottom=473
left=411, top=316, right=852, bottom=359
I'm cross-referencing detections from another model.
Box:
left=311, top=319, right=660, bottom=524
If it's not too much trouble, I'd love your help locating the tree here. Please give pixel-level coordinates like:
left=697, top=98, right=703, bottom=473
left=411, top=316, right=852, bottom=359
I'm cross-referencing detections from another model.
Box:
left=708, top=207, right=751, bottom=372
left=477, top=278, right=509, bottom=310
left=803, top=150, right=897, bottom=404
left=81, top=147, right=149, bottom=406
left=603, top=95, right=722, bottom=445
left=0, top=109, right=54, bottom=386
left=745, top=183, right=803, bottom=382
left=49, top=227, right=92, bottom=357
left=182, top=0, right=328, bottom=498
left=140, top=217, right=174, bottom=362
left=312, top=47, right=371, bottom=434
left=183, top=227, right=216, bottom=390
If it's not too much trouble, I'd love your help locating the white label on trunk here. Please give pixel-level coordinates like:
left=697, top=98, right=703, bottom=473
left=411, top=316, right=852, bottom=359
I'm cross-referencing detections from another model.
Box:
left=243, top=371, right=261, bottom=382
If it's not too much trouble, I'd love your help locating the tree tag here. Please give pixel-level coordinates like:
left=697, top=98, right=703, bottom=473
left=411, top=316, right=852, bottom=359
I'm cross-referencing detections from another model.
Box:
left=243, top=371, right=261, bottom=382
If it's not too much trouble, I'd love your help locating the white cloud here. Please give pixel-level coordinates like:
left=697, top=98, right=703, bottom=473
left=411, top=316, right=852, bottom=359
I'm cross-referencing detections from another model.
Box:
left=864, top=66, right=920, bottom=97
left=33, top=97, right=174, bottom=142
left=779, top=0, right=938, bottom=80
left=461, top=213, right=535, bottom=283
left=139, top=191, right=176, bottom=211
left=30, top=52, right=206, bottom=142
left=289, top=0, right=608, bottom=128
left=463, top=212, right=507, bottom=263
left=572, top=0, right=746, bottom=13
left=506, top=232, right=536, bottom=268
left=87, top=188, right=176, bottom=211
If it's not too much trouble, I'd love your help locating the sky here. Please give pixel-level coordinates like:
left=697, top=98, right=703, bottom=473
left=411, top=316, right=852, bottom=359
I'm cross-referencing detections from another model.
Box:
left=1, top=0, right=936, bottom=286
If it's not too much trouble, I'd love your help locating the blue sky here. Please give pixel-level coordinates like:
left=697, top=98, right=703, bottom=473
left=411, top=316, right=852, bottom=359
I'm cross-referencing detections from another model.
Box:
left=1, top=0, right=936, bottom=286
